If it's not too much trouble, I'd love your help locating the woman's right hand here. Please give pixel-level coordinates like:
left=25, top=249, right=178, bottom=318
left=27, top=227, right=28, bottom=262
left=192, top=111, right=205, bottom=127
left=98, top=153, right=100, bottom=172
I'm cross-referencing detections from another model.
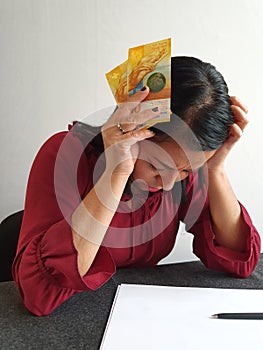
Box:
left=101, top=86, right=159, bottom=176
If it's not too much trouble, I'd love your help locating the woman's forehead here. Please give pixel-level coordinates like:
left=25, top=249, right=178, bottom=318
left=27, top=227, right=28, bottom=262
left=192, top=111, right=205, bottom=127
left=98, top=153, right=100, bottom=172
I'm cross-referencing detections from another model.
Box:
left=142, top=139, right=214, bottom=169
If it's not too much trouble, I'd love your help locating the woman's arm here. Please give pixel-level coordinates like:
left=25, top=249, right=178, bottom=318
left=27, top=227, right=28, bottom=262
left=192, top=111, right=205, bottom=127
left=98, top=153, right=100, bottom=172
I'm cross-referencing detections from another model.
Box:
left=206, top=97, right=251, bottom=251
left=71, top=87, right=158, bottom=276
left=71, top=170, right=129, bottom=276
left=207, top=168, right=248, bottom=251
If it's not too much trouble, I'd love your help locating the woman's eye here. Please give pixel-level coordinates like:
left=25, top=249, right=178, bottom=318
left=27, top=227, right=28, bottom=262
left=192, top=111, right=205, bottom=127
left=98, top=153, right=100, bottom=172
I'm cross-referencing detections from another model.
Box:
left=150, top=164, right=164, bottom=173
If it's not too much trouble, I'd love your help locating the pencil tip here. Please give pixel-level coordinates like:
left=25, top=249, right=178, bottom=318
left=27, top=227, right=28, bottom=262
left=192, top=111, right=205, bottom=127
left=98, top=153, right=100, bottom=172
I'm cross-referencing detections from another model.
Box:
left=210, top=314, right=218, bottom=319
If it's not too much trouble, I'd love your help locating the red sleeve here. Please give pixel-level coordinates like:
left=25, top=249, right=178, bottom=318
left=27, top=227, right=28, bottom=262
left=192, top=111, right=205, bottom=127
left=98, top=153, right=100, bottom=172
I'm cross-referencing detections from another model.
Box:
left=12, top=131, right=116, bottom=316
left=179, top=171, right=261, bottom=278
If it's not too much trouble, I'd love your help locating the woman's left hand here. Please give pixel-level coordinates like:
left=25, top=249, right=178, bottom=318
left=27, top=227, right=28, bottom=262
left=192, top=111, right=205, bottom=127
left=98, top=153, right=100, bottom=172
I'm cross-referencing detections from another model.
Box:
left=207, top=96, right=249, bottom=171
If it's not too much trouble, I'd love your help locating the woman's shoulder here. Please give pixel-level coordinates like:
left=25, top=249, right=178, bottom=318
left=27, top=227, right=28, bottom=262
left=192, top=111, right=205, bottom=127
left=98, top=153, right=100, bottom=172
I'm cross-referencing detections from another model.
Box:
left=28, top=129, right=95, bottom=179
left=36, top=128, right=92, bottom=161
left=39, top=129, right=81, bottom=152
left=38, top=122, right=102, bottom=160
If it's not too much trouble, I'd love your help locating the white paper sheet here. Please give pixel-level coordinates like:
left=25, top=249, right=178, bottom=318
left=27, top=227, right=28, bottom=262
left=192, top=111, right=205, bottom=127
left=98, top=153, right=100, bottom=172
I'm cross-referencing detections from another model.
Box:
left=99, top=284, right=263, bottom=350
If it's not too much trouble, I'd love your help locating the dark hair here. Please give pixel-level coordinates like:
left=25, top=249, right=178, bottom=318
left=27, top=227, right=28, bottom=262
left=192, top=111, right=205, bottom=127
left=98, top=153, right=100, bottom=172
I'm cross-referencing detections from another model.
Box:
left=169, top=56, right=233, bottom=150
left=73, top=56, right=233, bottom=152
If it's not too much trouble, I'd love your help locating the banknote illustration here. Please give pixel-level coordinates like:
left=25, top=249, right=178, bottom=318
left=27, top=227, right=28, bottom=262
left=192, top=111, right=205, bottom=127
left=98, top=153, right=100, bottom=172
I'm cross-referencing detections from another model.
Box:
left=105, top=60, right=128, bottom=104
left=106, top=38, right=171, bottom=128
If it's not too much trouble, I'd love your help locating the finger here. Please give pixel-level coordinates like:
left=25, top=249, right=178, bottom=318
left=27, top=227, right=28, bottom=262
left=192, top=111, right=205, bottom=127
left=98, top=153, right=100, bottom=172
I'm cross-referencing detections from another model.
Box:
left=122, top=128, right=156, bottom=142
left=102, top=121, right=156, bottom=143
left=231, top=105, right=249, bottom=131
left=223, top=124, right=243, bottom=150
left=110, top=105, right=161, bottom=134
left=229, top=123, right=243, bottom=139
left=108, top=87, right=151, bottom=128
left=215, top=125, right=242, bottom=160
left=115, top=129, right=155, bottom=149
left=118, top=86, right=150, bottom=112
left=230, top=96, right=248, bottom=113
left=122, top=106, right=161, bottom=129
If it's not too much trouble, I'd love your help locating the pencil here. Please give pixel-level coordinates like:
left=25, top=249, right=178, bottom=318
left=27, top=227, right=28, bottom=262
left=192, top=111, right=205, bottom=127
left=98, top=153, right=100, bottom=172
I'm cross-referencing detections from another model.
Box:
left=211, top=312, right=263, bottom=320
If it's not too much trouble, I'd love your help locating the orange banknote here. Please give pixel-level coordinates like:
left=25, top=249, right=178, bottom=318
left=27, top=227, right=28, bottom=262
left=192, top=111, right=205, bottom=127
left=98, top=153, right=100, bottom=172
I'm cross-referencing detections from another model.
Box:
left=106, top=60, right=128, bottom=104
left=106, top=38, right=171, bottom=128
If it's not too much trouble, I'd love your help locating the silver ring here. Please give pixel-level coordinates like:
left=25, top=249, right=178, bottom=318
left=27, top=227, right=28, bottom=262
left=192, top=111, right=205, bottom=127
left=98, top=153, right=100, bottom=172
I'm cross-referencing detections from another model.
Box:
left=117, top=122, right=128, bottom=134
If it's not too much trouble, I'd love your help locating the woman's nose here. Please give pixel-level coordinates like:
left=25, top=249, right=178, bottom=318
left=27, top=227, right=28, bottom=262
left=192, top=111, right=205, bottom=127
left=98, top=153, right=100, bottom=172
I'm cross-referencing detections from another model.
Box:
left=159, top=169, right=178, bottom=191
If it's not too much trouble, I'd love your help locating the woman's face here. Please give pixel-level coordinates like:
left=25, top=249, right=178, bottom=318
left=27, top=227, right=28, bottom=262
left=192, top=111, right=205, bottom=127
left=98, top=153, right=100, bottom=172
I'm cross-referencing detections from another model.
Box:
left=132, top=138, right=216, bottom=192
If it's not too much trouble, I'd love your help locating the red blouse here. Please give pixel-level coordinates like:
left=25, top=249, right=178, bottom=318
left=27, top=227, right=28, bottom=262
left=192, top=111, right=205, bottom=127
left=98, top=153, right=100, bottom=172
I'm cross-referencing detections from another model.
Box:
left=13, top=129, right=261, bottom=316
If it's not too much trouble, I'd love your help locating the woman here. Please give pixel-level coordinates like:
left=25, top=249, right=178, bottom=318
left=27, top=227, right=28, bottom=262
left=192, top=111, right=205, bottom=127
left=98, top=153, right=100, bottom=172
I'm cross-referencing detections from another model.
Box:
left=13, top=57, right=260, bottom=316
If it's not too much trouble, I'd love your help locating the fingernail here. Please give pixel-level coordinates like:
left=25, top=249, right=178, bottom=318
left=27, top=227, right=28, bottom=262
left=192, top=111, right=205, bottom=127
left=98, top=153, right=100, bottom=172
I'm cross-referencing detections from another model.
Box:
left=152, top=107, right=159, bottom=112
left=140, top=86, right=147, bottom=91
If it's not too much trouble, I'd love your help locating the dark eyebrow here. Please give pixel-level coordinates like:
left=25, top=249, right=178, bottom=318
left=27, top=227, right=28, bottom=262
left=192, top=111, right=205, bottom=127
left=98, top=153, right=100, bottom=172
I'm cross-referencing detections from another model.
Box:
left=151, top=156, right=201, bottom=172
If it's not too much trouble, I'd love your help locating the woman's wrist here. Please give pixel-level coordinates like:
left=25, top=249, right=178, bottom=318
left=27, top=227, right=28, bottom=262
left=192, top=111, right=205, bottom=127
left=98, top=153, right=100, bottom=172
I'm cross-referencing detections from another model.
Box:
left=207, top=164, right=226, bottom=177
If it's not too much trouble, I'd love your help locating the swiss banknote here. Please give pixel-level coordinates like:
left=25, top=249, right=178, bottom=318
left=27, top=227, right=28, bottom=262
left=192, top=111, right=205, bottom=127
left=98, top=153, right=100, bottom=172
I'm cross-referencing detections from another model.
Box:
left=106, top=38, right=171, bottom=128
